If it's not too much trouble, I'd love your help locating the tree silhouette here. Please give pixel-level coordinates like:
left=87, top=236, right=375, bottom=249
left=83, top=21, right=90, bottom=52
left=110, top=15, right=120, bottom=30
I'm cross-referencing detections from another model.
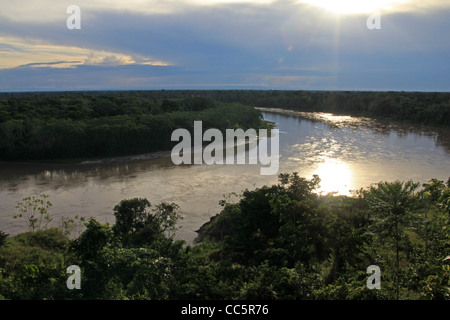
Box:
left=364, top=180, right=420, bottom=299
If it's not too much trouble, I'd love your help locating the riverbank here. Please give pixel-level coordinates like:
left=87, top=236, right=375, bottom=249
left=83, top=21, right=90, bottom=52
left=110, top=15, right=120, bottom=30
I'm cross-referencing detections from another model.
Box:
left=0, top=94, right=266, bottom=162
left=1, top=108, right=449, bottom=245
left=1, top=172, right=448, bottom=300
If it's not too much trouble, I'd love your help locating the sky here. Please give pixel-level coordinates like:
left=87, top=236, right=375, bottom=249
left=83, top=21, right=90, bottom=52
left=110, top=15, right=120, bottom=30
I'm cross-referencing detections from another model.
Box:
left=0, top=0, right=449, bottom=92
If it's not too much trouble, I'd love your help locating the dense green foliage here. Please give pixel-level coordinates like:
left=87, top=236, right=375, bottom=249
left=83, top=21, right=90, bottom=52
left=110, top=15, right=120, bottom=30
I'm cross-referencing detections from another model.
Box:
left=1, top=89, right=448, bottom=161
left=201, top=90, right=450, bottom=126
left=3, top=90, right=443, bottom=125
left=0, top=92, right=265, bottom=161
left=0, top=228, right=76, bottom=299
left=0, top=90, right=449, bottom=300
left=0, top=174, right=449, bottom=300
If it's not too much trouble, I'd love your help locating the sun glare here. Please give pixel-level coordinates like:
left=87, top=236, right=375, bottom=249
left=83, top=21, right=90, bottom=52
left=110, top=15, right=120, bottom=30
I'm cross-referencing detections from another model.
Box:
left=311, top=158, right=354, bottom=195
left=298, top=0, right=409, bottom=14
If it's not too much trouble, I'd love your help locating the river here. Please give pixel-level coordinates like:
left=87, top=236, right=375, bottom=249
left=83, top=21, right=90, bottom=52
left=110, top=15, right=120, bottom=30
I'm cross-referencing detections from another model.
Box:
left=0, top=109, right=449, bottom=244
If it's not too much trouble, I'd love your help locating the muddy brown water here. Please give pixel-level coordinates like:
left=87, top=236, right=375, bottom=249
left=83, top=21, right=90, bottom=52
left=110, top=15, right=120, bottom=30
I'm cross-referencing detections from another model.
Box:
left=0, top=109, right=449, bottom=244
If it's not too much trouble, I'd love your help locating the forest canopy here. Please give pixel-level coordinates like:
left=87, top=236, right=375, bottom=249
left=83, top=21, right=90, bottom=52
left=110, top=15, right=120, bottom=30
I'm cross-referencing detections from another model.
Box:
left=0, top=92, right=266, bottom=161
left=1, top=90, right=448, bottom=161
left=0, top=173, right=449, bottom=300
left=0, top=90, right=449, bottom=300
left=1, top=89, right=449, bottom=160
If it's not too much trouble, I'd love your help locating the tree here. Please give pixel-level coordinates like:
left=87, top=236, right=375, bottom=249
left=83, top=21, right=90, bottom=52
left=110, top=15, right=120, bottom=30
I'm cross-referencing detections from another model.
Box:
left=112, top=198, right=152, bottom=239
left=112, top=198, right=182, bottom=247
left=280, top=172, right=321, bottom=202
left=0, top=228, right=70, bottom=299
left=161, top=99, right=180, bottom=113
left=99, top=247, right=174, bottom=299
left=0, top=230, right=8, bottom=247
left=363, top=180, right=420, bottom=299
left=69, top=218, right=114, bottom=299
left=420, top=178, right=447, bottom=260
left=152, top=202, right=182, bottom=239
left=13, top=194, right=52, bottom=232
left=437, top=178, right=450, bottom=214
left=58, top=215, right=86, bottom=238
left=70, top=218, right=113, bottom=261
left=270, top=193, right=323, bottom=268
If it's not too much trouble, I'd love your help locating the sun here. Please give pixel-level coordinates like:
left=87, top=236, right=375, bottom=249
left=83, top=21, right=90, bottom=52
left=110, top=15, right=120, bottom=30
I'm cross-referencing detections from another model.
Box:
left=298, top=0, right=407, bottom=14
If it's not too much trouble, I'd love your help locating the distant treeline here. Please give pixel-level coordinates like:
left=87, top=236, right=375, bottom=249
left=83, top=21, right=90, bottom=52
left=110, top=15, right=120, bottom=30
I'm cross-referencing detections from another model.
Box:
left=2, top=90, right=449, bottom=126
left=0, top=92, right=265, bottom=161
left=1, top=90, right=449, bottom=160
left=114, top=89, right=448, bottom=126
left=217, top=90, right=450, bottom=126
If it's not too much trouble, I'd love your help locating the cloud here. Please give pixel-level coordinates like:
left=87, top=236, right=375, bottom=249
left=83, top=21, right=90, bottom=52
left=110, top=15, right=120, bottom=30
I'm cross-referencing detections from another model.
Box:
left=1, top=0, right=448, bottom=25
left=0, top=0, right=449, bottom=91
left=296, top=0, right=450, bottom=14
left=17, top=61, right=82, bottom=68
left=0, top=0, right=279, bottom=22
left=83, top=52, right=168, bottom=67
left=0, top=36, right=170, bottom=70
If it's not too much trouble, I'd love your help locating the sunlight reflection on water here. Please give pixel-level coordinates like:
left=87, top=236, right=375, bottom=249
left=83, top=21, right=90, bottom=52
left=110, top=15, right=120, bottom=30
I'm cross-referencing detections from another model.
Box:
left=0, top=109, right=449, bottom=243
left=309, top=158, right=354, bottom=196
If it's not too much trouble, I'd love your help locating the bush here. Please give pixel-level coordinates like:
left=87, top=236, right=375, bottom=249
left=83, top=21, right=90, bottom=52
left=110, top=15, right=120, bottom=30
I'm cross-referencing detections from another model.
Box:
left=0, top=228, right=72, bottom=299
